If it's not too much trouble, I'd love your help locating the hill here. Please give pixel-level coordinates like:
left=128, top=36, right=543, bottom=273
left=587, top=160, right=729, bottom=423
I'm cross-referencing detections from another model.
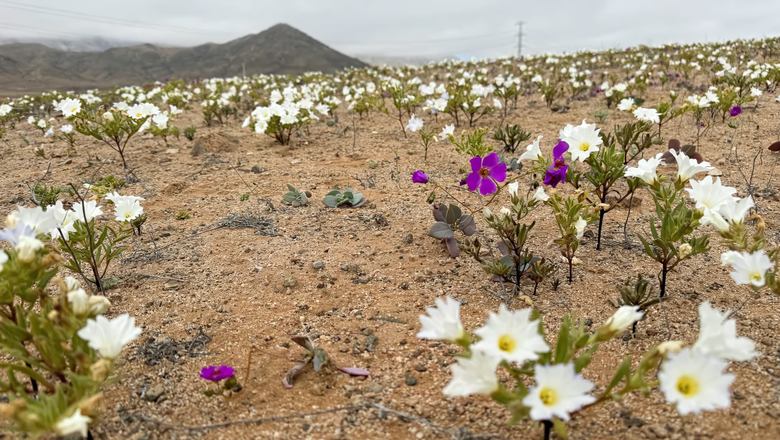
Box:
left=0, top=24, right=367, bottom=95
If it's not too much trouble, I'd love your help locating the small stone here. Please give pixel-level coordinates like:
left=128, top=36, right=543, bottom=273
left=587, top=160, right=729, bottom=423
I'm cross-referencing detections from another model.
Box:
left=717, top=158, right=727, bottom=166
left=649, top=424, right=668, bottom=438
left=413, top=364, right=427, bottom=372
left=362, top=328, right=373, bottom=336
left=291, top=159, right=301, bottom=165
left=366, top=335, right=378, bottom=352
left=365, top=382, right=384, bottom=394
left=402, top=233, right=413, bottom=244
left=399, top=282, right=409, bottom=290
left=405, top=373, right=417, bottom=386
left=251, top=165, right=263, bottom=174
left=190, top=143, right=207, bottom=156
left=144, top=385, right=165, bottom=402
left=283, top=277, right=298, bottom=288
left=312, top=261, right=325, bottom=270
left=339, top=343, right=349, bottom=353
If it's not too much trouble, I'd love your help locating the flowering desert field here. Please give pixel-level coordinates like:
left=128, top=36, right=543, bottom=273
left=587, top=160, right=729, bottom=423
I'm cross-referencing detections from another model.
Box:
left=2, top=38, right=780, bottom=440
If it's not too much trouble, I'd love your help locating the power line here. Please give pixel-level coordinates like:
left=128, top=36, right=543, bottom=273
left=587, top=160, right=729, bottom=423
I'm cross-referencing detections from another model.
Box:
left=0, top=0, right=230, bottom=37
left=328, top=30, right=516, bottom=47
left=0, top=22, right=89, bottom=39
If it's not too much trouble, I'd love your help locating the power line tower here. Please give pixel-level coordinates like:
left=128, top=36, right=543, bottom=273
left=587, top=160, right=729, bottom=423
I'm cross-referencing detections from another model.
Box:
left=516, top=21, right=524, bottom=58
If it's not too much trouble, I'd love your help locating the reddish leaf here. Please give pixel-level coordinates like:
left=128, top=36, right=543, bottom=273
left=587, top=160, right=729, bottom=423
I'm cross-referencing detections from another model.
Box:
left=337, top=366, right=371, bottom=376
left=668, top=138, right=681, bottom=152
left=769, top=141, right=780, bottom=152
left=282, top=362, right=308, bottom=389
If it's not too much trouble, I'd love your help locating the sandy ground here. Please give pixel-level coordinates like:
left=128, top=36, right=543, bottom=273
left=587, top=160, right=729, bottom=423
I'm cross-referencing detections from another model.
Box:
left=2, top=84, right=780, bottom=440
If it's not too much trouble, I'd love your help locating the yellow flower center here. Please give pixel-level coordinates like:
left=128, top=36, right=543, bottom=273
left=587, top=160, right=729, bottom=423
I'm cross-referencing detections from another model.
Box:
left=676, top=375, right=699, bottom=397
left=539, top=387, right=558, bottom=406
left=750, top=272, right=762, bottom=283
left=579, top=142, right=590, bottom=152
left=70, top=108, right=77, bottom=114
left=124, top=213, right=132, bottom=219
left=136, top=113, right=143, bottom=118
left=497, top=334, right=516, bottom=353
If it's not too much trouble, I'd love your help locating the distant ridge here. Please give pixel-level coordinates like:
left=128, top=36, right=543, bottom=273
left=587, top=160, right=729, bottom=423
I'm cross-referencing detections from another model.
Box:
left=0, top=24, right=368, bottom=94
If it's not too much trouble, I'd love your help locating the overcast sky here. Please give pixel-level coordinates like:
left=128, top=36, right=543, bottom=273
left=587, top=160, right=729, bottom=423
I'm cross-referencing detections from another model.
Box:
left=2, top=0, right=780, bottom=59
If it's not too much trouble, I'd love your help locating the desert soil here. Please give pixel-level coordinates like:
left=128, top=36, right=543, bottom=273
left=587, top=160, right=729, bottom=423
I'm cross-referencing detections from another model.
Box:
left=2, top=88, right=780, bottom=440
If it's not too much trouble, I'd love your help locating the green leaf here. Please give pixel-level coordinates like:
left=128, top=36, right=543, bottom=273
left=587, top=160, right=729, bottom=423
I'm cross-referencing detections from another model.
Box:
left=428, top=222, right=455, bottom=239
left=554, top=315, right=570, bottom=364
left=313, top=347, right=328, bottom=372
left=605, top=357, right=632, bottom=395
left=553, top=418, right=568, bottom=439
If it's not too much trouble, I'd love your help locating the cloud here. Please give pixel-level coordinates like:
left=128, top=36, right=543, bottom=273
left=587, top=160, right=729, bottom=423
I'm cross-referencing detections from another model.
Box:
left=1, top=0, right=779, bottom=58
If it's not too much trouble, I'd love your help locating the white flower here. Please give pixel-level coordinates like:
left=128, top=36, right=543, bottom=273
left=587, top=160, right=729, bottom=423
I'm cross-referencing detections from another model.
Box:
left=0, top=249, right=7, bottom=272
left=508, top=182, right=519, bottom=197
left=574, top=217, right=587, bottom=239
left=499, top=207, right=512, bottom=218
left=114, top=200, right=143, bottom=222
left=71, top=200, right=103, bottom=223
left=686, top=176, right=736, bottom=215
left=617, top=98, right=635, bottom=111
left=625, top=153, right=663, bottom=184
left=443, top=350, right=499, bottom=397
left=602, top=305, right=644, bottom=334
left=280, top=113, right=298, bottom=125
left=666, top=149, right=713, bottom=182
left=417, top=296, right=465, bottom=343
left=720, top=249, right=773, bottom=288
left=440, top=124, right=455, bottom=137
left=562, top=120, right=602, bottom=162
left=59, top=98, right=82, bottom=117
left=0, top=103, right=12, bottom=117
left=750, top=87, right=762, bottom=97
left=44, top=127, right=54, bottom=137
left=11, top=205, right=57, bottom=234
left=717, top=196, right=754, bottom=225
left=472, top=304, right=549, bottom=364
left=633, top=107, right=660, bottom=123
left=55, top=409, right=92, bottom=438
left=15, top=235, right=44, bottom=262
left=532, top=186, right=549, bottom=202
left=61, top=124, right=73, bottom=134
left=151, top=113, right=169, bottom=128
left=405, top=114, right=424, bottom=132
left=270, top=90, right=283, bottom=103
left=255, top=120, right=268, bottom=134
left=36, top=119, right=47, bottom=128
left=659, top=348, right=734, bottom=415
left=693, top=302, right=757, bottom=361
left=492, top=98, right=502, bottom=109
left=169, top=105, right=183, bottom=115
left=48, top=201, right=77, bottom=241
left=127, top=104, right=149, bottom=119
left=63, top=276, right=81, bottom=292
left=315, top=103, right=330, bottom=116
left=77, top=314, right=142, bottom=358
left=679, top=243, right=692, bottom=259
left=523, top=363, right=596, bottom=421
left=519, top=135, right=543, bottom=162
left=68, top=288, right=90, bottom=314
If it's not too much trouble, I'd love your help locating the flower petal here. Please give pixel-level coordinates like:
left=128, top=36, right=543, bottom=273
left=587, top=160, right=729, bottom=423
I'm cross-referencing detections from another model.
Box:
left=489, top=162, right=507, bottom=183
left=470, top=156, right=483, bottom=173
left=466, top=172, right=482, bottom=192
left=482, top=152, right=499, bottom=168
left=553, top=141, right=569, bottom=159
left=479, top=178, right=498, bottom=195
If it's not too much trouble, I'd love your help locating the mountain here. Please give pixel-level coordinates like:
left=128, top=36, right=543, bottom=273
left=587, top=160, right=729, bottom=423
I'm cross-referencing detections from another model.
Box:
left=0, top=24, right=367, bottom=95
left=0, top=36, right=142, bottom=52
left=355, top=54, right=452, bottom=67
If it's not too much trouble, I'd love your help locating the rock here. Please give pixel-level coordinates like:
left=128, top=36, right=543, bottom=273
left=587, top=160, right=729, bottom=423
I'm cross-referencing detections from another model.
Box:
left=399, top=282, right=409, bottom=290
left=190, top=143, right=207, bottom=156
left=402, top=233, right=413, bottom=244
left=312, top=261, right=325, bottom=270
left=413, top=364, right=427, bottom=372
left=339, top=343, right=349, bottom=353
left=339, top=263, right=361, bottom=273
left=282, top=277, right=298, bottom=288
left=649, top=424, right=668, bottom=438
left=405, top=373, right=417, bottom=386
left=251, top=165, right=264, bottom=174
left=366, top=335, right=378, bottom=352
left=165, top=148, right=179, bottom=154
left=365, top=382, right=384, bottom=394
left=362, top=328, right=373, bottom=336
left=144, top=385, right=165, bottom=402
left=717, top=157, right=727, bottom=166
left=291, top=159, right=301, bottom=165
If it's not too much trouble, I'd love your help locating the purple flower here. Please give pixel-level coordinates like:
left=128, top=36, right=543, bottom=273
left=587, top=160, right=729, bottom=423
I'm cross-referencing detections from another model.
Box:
left=412, top=171, right=429, bottom=184
left=200, top=365, right=235, bottom=382
left=730, top=106, right=742, bottom=117
left=543, top=141, right=570, bottom=188
left=466, top=152, right=506, bottom=195
left=0, top=223, right=36, bottom=246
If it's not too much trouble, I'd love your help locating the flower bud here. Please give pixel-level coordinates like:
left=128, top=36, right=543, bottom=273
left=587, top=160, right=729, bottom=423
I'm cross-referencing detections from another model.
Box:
left=657, top=340, right=684, bottom=355
left=90, top=359, right=111, bottom=382
left=482, top=206, right=493, bottom=220
left=64, top=276, right=81, bottom=293
left=499, top=207, right=511, bottom=219
left=48, top=310, right=59, bottom=321
left=68, top=289, right=89, bottom=315
left=41, top=252, right=65, bottom=267
left=102, top=112, right=114, bottom=121
left=88, top=296, right=111, bottom=316
left=678, top=243, right=692, bottom=259
left=15, top=236, right=44, bottom=263
left=5, top=214, right=19, bottom=228
left=78, top=393, right=104, bottom=417
left=594, top=306, right=644, bottom=341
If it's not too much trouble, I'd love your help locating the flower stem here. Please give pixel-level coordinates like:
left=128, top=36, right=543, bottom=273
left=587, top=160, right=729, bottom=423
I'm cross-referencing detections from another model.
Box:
left=542, top=420, right=552, bottom=440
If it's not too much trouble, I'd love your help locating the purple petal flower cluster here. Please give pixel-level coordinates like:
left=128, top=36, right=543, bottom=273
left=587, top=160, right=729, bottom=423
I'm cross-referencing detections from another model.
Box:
left=730, top=106, right=742, bottom=117
left=200, top=365, right=235, bottom=382
left=466, top=152, right=506, bottom=195
left=0, top=223, right=36, bottom=246
left=543, top=141, right=569, bottom=188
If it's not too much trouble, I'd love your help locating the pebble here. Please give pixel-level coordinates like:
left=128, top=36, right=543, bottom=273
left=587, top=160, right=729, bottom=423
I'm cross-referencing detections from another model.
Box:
left=312, top=261, right=325, bottom=270
left=144, top=384, right=165, bottom=402
left=282, top=277, right=297, bottom=288
left=405, top=373, right=418, bottom=386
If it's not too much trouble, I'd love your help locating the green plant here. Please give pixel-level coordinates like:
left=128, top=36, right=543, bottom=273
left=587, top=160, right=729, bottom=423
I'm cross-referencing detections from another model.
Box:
left=34, top=183, right=62, bottom=208
left=176, top=210, right=191, bottom=220
left=240, top=194, right=250, bottom=202
left=183, top=126, right=197, bottom=141
left=282, top=184, right=310, bottom=207
left=493, top=124, right=532, bottom=153
left=593, top=109, right=609, bottom=123
left=427, top=203, right=477, bottom=257
left=322, top=188, right=366, bottom=208
left=448, top=128, right=492, bottom=157
left=86, top=175, right=126, bottom=200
